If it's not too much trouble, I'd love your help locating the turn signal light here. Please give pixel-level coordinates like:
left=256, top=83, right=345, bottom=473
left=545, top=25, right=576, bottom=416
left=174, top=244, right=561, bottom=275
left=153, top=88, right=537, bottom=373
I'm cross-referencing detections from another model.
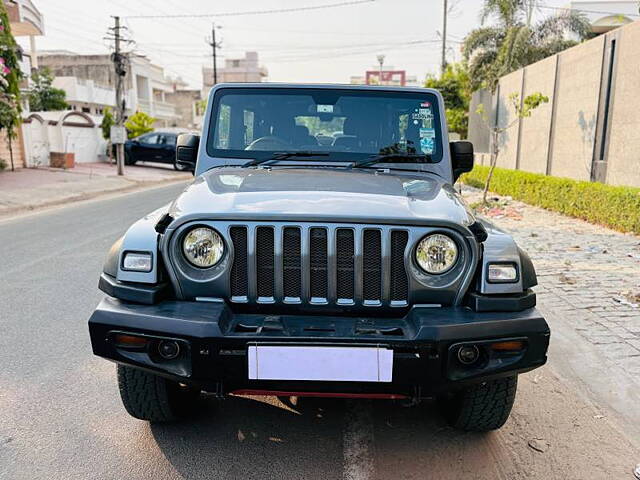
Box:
left=113, top=333, right=148, bottom=349
left=490, top=340, right=525, bottom=351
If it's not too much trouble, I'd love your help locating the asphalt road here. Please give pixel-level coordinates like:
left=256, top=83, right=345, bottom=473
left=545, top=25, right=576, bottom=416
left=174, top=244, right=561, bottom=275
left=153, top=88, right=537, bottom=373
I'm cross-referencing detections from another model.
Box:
left=1, top=183, right=638, bottom=480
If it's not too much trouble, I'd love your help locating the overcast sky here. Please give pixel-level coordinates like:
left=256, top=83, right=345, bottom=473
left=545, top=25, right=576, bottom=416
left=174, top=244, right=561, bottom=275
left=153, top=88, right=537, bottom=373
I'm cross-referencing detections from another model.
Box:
left=19, top=0, right=579, bottom=88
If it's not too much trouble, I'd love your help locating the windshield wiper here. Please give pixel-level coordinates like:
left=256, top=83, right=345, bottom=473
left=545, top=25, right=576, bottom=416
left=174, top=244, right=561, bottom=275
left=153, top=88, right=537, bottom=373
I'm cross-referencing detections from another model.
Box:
left=243, top=151, right=330, bottom=168
left=349, top=153, right=433, bottom=169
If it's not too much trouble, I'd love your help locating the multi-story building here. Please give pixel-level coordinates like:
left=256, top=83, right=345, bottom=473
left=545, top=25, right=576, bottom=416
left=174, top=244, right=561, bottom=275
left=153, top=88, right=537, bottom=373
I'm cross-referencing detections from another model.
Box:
left=3, top=0, right=45, bottom=169
left=38, top=51, right=181, bottom=127
left=202, top=51, right=268, bottom=95
left=165, top=77, right=203, bottom=131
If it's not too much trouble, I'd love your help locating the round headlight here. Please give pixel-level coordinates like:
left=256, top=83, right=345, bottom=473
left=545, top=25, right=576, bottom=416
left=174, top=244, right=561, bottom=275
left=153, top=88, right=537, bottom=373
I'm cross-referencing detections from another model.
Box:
left=415, top=233, right=458, bottom=274
left=182, top=227, right=224, bottom=268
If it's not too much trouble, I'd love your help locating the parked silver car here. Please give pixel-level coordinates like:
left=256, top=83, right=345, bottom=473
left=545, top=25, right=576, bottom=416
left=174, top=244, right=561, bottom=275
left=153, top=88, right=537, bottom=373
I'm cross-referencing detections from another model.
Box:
left=89, top=84, right=549, bottom=431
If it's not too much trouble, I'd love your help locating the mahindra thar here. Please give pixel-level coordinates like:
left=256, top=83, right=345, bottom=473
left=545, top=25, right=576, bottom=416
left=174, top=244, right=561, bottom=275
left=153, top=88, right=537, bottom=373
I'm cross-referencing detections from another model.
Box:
left=88, top=84, right=549, bottom=432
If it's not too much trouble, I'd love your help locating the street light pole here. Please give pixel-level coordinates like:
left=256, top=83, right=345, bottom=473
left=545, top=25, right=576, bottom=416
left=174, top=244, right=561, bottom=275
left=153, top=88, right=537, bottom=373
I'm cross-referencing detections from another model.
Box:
left=377, top=54, right=385, bottom=85
left=113, top=16, right=125, bottom=176
left=441, top=0, right=448, bottom=75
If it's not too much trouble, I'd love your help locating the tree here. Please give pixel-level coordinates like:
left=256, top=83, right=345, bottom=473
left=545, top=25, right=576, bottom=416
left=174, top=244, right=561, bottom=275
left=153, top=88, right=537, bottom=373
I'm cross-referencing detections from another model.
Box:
left=476, top=91, right=548, bottom=203
left=100, top=107, right=115, bottom=160
left=0, top=1, right=22, bottom=171
left=28, top=67, right=68, bottom=111
left=125, top=111, right=156, bottom=139
left=463, top=0, right=591, bottom=91
left=425, top=63, right=471, bottom=138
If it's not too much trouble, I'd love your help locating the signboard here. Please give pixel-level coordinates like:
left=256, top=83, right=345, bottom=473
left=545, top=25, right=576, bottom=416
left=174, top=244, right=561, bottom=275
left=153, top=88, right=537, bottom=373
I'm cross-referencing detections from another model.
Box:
left=365, top=70, right=407, bottom=86
left=110, top=125, right=127, bottom=144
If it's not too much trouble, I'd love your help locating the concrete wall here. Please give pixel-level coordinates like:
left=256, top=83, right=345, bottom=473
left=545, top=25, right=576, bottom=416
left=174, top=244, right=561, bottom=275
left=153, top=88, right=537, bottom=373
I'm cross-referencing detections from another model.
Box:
left=468, top=89, right=493, bottom=154
left=518, top=55, right=557, bottom=174
left=495, top=70, right=524, bottom=170
left=604, top=21, right=640, bottom=187
left=548, top=36, right=604, bottom=181
left=467, top=20, right=640, bottom=188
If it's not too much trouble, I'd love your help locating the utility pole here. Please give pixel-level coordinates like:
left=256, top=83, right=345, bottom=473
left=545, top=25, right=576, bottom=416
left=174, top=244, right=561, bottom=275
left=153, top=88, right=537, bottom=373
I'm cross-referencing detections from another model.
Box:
left=108, top=15, right=128, bottom=176
left=207, top=23, right=220, bottom=86
left=441, top=0, right=448, bottom=75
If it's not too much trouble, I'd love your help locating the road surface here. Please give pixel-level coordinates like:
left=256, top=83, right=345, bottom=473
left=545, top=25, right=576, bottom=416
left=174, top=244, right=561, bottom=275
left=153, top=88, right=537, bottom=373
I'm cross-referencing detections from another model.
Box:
left=1, top=183, right=638, bottom=479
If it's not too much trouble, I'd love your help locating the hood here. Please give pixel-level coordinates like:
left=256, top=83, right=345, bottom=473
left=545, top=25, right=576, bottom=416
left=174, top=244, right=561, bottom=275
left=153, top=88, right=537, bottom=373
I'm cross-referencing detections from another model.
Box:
left=169, top=167, right=476, bottom=228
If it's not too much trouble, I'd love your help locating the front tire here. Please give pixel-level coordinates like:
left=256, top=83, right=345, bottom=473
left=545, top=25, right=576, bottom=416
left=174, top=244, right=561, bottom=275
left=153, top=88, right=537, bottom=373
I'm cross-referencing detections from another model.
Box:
left=117, top=365, right=200, bottom=422
left=440, top=375, right=517, bottom=432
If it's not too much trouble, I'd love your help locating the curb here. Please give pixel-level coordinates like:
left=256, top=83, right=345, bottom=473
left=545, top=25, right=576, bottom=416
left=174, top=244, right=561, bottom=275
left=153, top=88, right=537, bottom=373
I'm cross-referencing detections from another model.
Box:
left=0, top=176, right=190, bottom=221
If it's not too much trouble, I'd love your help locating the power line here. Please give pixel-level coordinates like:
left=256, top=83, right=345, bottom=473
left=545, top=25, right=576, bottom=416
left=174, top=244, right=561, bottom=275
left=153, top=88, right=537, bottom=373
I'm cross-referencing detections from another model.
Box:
left=123, top=0, right=375, bottom=19
left=536, top=4, right=639, bottom=18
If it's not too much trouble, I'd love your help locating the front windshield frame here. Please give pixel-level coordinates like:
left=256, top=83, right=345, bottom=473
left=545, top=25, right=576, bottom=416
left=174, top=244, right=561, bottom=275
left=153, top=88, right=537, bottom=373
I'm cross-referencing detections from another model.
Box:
left=205, top=87, right=444, bottom=164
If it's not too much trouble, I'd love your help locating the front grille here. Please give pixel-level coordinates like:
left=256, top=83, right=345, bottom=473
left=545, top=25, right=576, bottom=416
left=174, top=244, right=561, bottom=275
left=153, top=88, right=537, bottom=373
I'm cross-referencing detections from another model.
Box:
left=229, top=224, right=410, bottom=307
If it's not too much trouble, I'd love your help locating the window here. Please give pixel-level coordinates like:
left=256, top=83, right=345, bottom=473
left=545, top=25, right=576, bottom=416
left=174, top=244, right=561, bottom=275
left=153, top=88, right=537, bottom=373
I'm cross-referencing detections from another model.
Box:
left=164, top=134, right=177, bottom=146
left=232, top=60, right=240, bottom=68
left=207, top=88, right=442, bottom=163
left=141, top=134, right=160, bottom=145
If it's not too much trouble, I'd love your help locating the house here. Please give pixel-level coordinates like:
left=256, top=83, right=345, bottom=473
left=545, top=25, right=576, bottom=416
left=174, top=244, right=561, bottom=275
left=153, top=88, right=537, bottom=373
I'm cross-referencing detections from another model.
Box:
left=37, top=51, right=181, bottom=127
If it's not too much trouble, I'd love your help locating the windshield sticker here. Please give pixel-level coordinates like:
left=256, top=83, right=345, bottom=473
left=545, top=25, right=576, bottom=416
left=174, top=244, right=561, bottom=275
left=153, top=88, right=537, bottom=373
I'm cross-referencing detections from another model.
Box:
left=419, top=128, right=436, bottom=154
left=316, top=104, right=334, bottom=113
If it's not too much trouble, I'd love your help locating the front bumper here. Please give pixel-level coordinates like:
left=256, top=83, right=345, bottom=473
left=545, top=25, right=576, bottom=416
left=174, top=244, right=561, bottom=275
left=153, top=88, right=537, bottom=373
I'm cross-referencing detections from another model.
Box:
left=88, top=297, right=550, bottom=397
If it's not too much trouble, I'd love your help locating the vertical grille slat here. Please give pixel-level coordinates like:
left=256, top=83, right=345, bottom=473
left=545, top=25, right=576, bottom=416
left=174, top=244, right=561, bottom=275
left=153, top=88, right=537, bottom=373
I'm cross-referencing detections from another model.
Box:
left=336, top=229, right=355, bottom=300
left=256, top=227, right=274, bottom=299
left=362, top=230, right=382, bottom=302
left=309, top=228, right=328, bottom=300
left=282, top=227, right=302, bottom=299
left=229, top=226, right=248, bottom=298
left=228, top=224, right=409, bottom=307
left=390, top=231, right=409, bottom=302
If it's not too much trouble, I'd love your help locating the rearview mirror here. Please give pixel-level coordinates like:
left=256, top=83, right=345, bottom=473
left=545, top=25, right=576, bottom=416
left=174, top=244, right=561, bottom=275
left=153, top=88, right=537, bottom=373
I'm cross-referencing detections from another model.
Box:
left=450, top=141, right=474, bottom=182
left=176, top=134, right=199, bottom=175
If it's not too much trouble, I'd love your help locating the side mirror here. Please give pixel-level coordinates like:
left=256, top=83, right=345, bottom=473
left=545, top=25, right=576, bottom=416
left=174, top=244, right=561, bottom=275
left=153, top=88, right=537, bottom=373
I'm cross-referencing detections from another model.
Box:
left=176, top=134, right=199, bottom=175
left=450, top=141, right=474, bottom=181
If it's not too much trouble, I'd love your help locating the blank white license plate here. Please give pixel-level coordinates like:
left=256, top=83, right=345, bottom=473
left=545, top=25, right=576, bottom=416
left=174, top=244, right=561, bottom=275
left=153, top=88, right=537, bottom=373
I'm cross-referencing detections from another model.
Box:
left=247, top=345, right=393, bottom=382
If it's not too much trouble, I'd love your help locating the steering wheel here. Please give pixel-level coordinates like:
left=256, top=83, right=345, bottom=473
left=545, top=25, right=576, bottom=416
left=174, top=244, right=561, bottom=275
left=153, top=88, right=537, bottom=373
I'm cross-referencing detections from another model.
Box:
left=245, top=136, right=290, bottom=151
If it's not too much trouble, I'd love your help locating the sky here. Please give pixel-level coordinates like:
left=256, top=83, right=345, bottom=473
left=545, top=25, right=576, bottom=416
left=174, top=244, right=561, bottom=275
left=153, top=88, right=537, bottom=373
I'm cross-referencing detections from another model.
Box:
left=18, top=0, right=590, bottom=88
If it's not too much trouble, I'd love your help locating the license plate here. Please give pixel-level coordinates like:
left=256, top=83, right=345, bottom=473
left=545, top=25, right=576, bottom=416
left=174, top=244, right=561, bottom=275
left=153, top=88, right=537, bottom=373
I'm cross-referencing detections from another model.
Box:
left=247, top=345, right=393, bottom=382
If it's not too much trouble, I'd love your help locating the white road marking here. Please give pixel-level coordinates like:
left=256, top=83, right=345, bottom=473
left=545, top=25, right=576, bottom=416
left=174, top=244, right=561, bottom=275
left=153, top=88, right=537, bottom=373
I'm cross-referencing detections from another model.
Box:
left=343, top=400, right=374, bottom=480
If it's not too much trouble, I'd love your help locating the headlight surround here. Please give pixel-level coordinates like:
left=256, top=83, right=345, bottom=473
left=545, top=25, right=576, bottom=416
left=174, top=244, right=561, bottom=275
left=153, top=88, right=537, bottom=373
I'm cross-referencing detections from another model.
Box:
left=182, top=227, right=224, bottom=268
left=415, top=233, right=458, bottom=274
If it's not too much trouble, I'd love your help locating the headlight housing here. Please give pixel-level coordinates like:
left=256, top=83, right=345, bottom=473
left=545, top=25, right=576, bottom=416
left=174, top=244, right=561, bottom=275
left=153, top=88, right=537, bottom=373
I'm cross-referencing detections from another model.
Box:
left=182, top=227, right=224, bottom=268
left=415, top=233, right=458, bottom=274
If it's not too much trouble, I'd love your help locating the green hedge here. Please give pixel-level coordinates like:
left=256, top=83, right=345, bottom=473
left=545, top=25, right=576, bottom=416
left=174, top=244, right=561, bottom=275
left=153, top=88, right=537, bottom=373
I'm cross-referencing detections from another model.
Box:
left=460, top=166, right=640, bottom=234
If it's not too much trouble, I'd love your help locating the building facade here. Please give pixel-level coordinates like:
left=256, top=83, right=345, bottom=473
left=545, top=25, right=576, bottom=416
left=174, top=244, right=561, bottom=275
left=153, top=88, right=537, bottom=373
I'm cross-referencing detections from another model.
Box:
left=202, top=51, right=267, bottom=94
left=2, top=0, right=45, bottom=169
left=38, top=51, right=181, bottom=127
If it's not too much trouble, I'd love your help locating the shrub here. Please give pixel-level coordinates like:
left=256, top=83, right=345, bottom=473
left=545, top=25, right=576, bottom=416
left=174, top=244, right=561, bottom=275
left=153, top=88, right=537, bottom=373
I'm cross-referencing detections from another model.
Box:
left=461, top=166, right=640, bottom=234
left=0, top=158, right=6, bottom=170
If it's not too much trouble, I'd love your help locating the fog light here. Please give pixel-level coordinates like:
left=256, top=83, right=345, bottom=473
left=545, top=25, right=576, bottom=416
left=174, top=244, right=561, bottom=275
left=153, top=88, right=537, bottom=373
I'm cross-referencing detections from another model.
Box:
left=457, top=345, right=480, bottom=365
left=122, top=252, right=152, bottom=272
left=487, top=263, right=518, bottom=283
left=158, top=340, right=181, bottom=360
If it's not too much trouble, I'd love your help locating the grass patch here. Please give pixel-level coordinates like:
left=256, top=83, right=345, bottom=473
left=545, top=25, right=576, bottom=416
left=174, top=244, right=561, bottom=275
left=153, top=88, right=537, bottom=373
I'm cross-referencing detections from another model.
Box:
left=460, top=166, right=640, bottom=234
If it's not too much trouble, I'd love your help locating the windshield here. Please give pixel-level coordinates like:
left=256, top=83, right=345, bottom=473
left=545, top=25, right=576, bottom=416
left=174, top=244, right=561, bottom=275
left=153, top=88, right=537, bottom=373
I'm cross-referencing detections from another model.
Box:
left=207, top=87, right=443, bottom=163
